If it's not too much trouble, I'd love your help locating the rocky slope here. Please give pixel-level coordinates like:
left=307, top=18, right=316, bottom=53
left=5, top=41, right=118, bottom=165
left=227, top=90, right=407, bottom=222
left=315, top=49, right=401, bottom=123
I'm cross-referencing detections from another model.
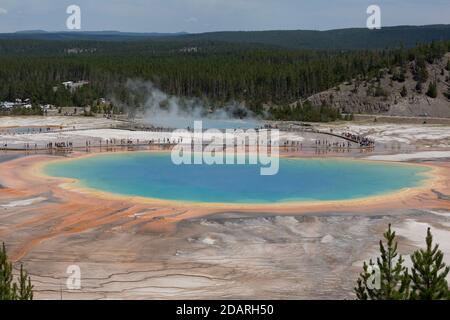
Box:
left=304, top=53, right=450, bottom=118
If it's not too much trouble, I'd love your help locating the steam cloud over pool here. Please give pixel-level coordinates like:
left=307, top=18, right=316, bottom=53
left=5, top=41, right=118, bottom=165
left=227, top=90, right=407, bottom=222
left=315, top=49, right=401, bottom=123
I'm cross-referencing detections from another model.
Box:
left=44, top=153, right=429, bottom=204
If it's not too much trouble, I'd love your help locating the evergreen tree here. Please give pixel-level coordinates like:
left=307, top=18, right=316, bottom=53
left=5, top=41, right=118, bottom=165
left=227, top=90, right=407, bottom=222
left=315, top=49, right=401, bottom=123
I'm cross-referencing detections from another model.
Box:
left=0, top=243, right=33, bottom=300
left=410, top=228, right=450, bottom=300
left=355, top=259, right=379, bottom=300
left=355, top=225, right=410, bottom=300
left=17, top=265, right=33, bottom=300
left=426, top=81, right=438, bottom=98
left=400, top=85, right=408, bottom=97
left=0, top=243, right=16, bottom=300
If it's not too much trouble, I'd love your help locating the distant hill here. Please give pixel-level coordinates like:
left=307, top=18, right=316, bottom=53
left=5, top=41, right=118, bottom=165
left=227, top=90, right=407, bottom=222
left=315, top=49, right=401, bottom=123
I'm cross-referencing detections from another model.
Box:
left=0, top=30, right=188, bottom=41
left=170, top=25, right=450, bottom=50
left=15, top=30, right=48, bottom=34
left=1, top=25, right=450, bottom=49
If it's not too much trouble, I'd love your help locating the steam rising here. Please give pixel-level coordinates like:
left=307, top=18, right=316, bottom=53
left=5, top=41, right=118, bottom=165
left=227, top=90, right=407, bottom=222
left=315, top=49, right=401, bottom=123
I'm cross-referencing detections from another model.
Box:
left=116, top=80, right=260, bottom=129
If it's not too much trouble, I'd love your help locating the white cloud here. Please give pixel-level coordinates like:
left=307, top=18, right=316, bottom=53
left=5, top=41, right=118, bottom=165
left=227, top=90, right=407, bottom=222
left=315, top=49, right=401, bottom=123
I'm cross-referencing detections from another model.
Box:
left=0, top=8, right=8, bottom=15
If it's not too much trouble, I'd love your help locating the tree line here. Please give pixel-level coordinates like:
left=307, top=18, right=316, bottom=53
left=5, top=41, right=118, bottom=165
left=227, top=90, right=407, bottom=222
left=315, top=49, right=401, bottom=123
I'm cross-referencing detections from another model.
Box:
left=0, top=40, right=448, bottom=121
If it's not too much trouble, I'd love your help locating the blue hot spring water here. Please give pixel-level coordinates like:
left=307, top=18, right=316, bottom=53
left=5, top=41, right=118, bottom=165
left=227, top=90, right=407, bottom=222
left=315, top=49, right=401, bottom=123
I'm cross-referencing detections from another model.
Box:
left=43, top=152, right=430, bottom=204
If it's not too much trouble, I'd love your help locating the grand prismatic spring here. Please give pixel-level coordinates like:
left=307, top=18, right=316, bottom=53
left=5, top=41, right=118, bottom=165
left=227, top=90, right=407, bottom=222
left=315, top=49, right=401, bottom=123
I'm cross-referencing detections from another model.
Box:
left=43, top=153, right=431, bottom=204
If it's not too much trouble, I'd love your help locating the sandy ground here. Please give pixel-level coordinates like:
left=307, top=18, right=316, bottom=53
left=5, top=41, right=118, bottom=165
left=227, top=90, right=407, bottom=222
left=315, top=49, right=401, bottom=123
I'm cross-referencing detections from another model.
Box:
left=0, top=128, right=319, bottom=148
left=366, top=151, right=450, bottom=161
left=0, top=115, right=122, bottom=130
left=0, top=116, right=343, bottom=150
left=0, top=116, right=450, bottom=299
left=2, top=116, right=450, bottom=151
left=318, top=122, right=450, bottom=148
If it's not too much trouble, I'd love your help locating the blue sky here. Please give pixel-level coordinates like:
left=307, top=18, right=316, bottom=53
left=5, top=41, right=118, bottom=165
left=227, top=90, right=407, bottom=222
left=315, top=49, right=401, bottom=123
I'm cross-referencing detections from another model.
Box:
left=0, top=0, right=449, bottom=33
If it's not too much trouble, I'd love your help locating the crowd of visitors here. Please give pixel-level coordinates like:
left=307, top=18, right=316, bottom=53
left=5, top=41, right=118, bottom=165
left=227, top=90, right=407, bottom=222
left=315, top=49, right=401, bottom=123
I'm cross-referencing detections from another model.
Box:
left=341, top=132, right=375, bottom=147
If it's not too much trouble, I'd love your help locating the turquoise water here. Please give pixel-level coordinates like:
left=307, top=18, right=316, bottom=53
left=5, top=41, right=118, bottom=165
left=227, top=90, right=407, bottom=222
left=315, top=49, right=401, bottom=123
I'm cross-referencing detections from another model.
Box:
left=44, top=153, right=430, bottom=204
